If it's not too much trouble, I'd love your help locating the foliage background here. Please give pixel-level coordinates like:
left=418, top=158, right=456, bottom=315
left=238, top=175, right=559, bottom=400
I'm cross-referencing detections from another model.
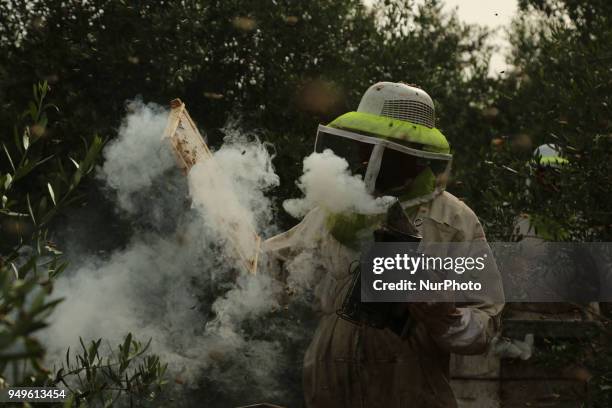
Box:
left=0, top=0, right=610, bottom=406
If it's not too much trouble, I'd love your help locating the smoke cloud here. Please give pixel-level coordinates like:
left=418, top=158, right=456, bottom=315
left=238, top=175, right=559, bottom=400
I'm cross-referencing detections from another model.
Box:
left=45, top=102, right=293, bottom=406
left=283, top=148, right=394, bottom=218
left=98, top=100, right=175, bottom=214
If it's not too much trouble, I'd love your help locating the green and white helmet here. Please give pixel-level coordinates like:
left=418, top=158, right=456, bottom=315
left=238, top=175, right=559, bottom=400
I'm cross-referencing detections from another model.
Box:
left=533, top=144, right=568, bottom=168
left=315, top=82, right=452, bottom=206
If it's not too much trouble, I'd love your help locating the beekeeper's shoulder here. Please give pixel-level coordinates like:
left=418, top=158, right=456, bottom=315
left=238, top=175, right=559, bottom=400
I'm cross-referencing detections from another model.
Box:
left=264, top=207, right=328, bottom=252
left=426, top=191, right=486, bottom=241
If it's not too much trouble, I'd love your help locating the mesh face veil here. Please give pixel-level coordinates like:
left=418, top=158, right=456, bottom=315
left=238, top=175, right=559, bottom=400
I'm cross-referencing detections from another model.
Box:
left=314, top=124, right=452, bottom=201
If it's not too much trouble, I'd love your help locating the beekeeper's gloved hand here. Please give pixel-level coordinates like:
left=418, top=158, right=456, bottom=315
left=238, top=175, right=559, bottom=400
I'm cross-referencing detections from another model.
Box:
left=493, top=334, right=534, bottom=360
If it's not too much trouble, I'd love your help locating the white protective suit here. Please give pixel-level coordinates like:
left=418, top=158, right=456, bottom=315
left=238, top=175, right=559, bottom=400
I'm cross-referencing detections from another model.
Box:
left=265, top=191, right=505, bottom=408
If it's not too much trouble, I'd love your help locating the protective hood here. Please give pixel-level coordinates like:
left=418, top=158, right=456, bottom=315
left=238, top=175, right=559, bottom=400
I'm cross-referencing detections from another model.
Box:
left=533, top=144, right=568, bottom=168
left=314, top=82, right=453, bottom=246
left=315, top=120, right=452, bottom=208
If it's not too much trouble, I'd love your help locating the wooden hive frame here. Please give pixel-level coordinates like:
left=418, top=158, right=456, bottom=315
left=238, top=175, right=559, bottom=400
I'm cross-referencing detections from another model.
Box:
left=162, top=99, right=260, bottom=275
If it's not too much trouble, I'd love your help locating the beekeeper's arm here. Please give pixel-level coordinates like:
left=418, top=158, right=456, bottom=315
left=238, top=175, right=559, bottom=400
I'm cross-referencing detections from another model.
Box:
left=264, top=208, right=326, bottom=258
left=413, top=220, right=504, bottom=355
left=263, top=207, right=329, bottom=281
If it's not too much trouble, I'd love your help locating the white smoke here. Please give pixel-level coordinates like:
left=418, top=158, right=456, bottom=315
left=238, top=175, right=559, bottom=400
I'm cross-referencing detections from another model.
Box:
left=98, top=100, right=175, bottom=213
left=283, top=148, right=394, bottom=218
left=45, top=102, right=289, bottom=403
left=188, top=136, right=279, bottom=267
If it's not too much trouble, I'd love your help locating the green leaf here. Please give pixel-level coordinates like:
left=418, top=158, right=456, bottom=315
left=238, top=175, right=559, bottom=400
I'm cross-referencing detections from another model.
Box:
left=39, top=80, right=48, bottom=98
left=49, top=262, right=67, bottom=279
left=38, top=115, right=48, bottom=131
left=30, top=291, right=46, bottom=314
left=54, top=368, right=65, bottom=383
left=2, top=143, right=15, bottom=172
left=70, top=170, right=82, bottom=190
left=3, top=173, right=12, bottom=190
left=12, top=159, right=40, bottom=183
left=23, top=132, right=30, bottom=150
left=80, top=135, right=104, bottom=174
left=122, top=333, right=133, bottom=360
left=26, top=193, right=36, bottom=224
left=10, top=263, right=19, bottom=280
left=28, top=101, right=37, bottom=121
left=48, top=183, right=57, bottom=206
left=79, top=338, right=89, bottom=365
left=36, top=154, right=55, bottom=167
left=88, top=339, right=101, bottom=365
left=30, top=298, right=63, bottom=318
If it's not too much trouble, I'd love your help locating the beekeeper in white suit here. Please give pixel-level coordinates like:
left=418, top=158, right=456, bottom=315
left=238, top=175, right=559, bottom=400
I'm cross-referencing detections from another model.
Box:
left=266, top=82, right=505, bottom=408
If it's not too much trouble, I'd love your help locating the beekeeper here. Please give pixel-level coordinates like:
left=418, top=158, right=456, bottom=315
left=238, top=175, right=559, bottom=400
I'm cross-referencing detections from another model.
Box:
left=511, top=144, right=603, bottom=311
left=513, top=143, right=569, bottom=241
left=265, top=82, right=505, bottom=408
